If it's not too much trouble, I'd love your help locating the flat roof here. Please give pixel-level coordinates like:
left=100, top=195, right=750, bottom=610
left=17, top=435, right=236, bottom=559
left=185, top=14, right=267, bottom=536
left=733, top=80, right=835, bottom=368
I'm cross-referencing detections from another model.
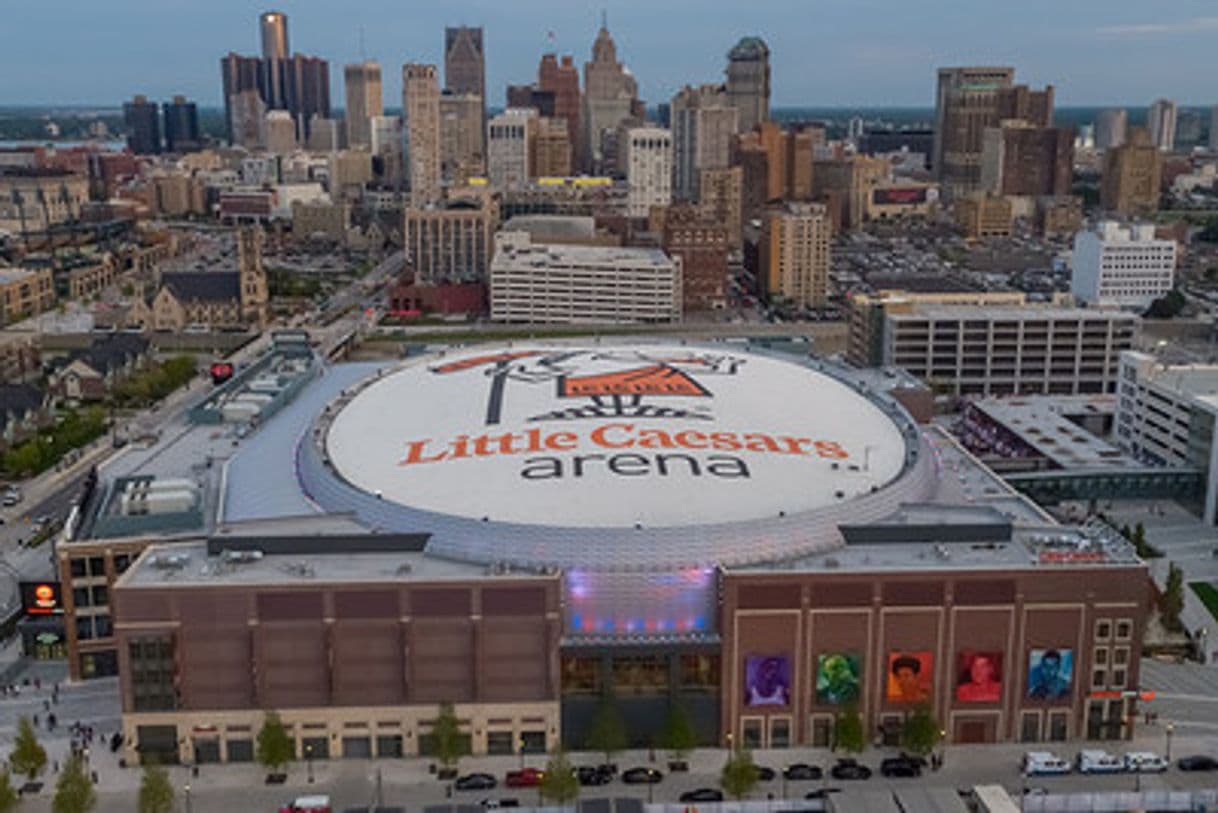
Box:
left=968, top=395, right=1133, bottom=469
left=495, top=238, right=671, bottom=267
left=888, top=304, right=1138, bottom=321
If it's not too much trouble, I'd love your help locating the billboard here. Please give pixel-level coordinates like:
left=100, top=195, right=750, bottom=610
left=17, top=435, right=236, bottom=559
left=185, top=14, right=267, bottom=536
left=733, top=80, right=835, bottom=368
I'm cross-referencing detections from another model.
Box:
left=1027, top=649, right=1073, bottom=700
left=744, top=655, right=791, bottom=706
left=210, top=362, right=235, bottom=385
left=872, top=186, right=932, bottom=206
left=19, top=582, right=63, bottom=616
left=815, top=652, right=862, bottom=705
left=886, top=651, right=933, bottom=703
left=955, top=651, right=1003, bottom=703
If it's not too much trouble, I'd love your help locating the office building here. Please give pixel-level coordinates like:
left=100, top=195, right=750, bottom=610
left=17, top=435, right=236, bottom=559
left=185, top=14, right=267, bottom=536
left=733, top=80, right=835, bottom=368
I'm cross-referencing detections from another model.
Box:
left=661, top=204, right=730, bottom=311
left=981, top=121, right=1074, bottom=201
left=306, top=116, right=341, bottom=152
left=220, top=53, right=263, bottom=145
left=1071, top=221, right=1175, bottom=309
left=344, top=62, right=383, bottom=149
left=123, top=95, right=161, bottom=155
left=404, top=196, right=498, bottom=285
left=738, top=122, right=821, bottom=223
left=812, top=153, right=888, bottom=230
left=402, top=64, right=442, bottom=207
left=490, top=231, right=681, bottom=323
left=670, top=84, right=737, bottom=201
left=488, top=108, right=537, bottom=190
left=264, top=111, right=297, bottom=154
left=1094, top=109, right=1127, bottom=151
left=444, top=26, right=485, bottom=102
left=1116, top=351, right=1218, bottom=523
left=227, top=88, right=267, bottom=149
left=625, top=126, right=672, bottom=218
left=725, top=37, right=770, bottom=133
left=955, top=194, right=1014, bottom=239
left=505, top=85, right=555, bottom=118
left=283, top=55, right=331, bottom=140
left=1037, top=196, right=1084, bottom=239
left=885, top=304, right=1137, bottom=396
left=260, top=10, right=289, bottom=61
left=328, top=150, right=373, bottom=200
left=1148, top=99, right=1177, bottom=152
left=0, top=168, right=90, bottom=234
left=1101, top=128, right=1162, bottom=216
left=583, top=20, right=640, bottom=173
left=259, top=11, right=290, bottom=108
left=538, top=54, right=582, bottom=169
left=533, top=117, right=573, bottom=178
left=439, top=91, right=485, bottom=184
left=699, top=165, right=743, bottom=248
left=758, top=202, right=831, bottom=308
left=934, top=67, right=1054, bottom=198
left=1210, top=107, right=1218, bottom=152
left=162, top=96, right=201, bottom=153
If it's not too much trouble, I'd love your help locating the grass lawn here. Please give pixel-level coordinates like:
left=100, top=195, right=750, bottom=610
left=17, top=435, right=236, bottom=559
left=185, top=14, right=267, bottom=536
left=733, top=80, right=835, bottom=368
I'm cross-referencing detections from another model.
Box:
left=1190, top=582, right=1218, bottom=622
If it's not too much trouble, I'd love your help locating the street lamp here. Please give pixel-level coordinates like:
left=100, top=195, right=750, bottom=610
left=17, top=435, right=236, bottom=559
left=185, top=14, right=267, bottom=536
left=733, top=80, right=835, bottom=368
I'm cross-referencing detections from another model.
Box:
left=1165, top=722, right=1175, bottom=761
left=519, top=736, right=525, bottom=770
left=305, top=742, right=314, bottom=784
left=184, top=782, right=192, bottom=813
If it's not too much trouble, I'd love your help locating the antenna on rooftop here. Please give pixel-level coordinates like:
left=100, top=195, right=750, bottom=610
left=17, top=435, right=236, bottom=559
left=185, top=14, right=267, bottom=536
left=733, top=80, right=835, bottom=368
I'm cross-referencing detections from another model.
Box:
left=359, top=26, right=366, bottom=61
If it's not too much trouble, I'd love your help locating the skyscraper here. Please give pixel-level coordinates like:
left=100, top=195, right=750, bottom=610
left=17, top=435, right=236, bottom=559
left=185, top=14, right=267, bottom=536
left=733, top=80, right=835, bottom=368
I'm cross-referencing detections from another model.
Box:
left=221, top=52, right=263, bottom=144
left=284, top=55, right=331, bottom=140
left=439, top=90, right=486, bottom=183
left=1148, top=99, right=1177, bottom=152
left=583, top=19, right=640, bottom=173
left=1101, top=127, right=1161, bottom=216
left=162, top=95, right=201, bottom=153
left=538, top=54, right=582, bottom=170
left=344, top=61, right=383, bottom=148
left=444, top=26, right=485, bottom=101
left=980, top=121, right=1074, bottom=198
left=1211, top=107, right=1218, bottom=152
left=670, top=84, right=737, bottom=201
left=123, top=95, right=161, bottom=155
left=625, top=126, right=672, bottom=218
left=759, top=202, right=831, bottom=308
left=487, top=108, right=536, bottom=189
left=260, top=11, right=289, bottom=61
left=1094, top=109, right=1128, bottom=151
left=402, top=64, right=442, bottom=206
left=725, top=37, right=771, bottom=134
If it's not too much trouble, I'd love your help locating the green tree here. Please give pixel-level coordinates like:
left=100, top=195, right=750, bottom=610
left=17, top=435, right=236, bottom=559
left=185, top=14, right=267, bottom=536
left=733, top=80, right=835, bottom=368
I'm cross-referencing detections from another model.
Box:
left=0, top=769, right=18, bottom=813
left=899, top=705, right=942, bottom=757
left=719, top=748, right=759, bottom=800
left=52, top=755, right=95, bottom=813
left=1162, top=562, right=1185, bottom=630
left=138, top=763, right=176, bottom=813
left=585, top=694, right=628, bottom=764
left=255, top=712, right=294, bottom=774
left=833, top=704, right=866, bottom=754
left=9, top=715, right=47, bottom=781
left=431, top=701, right=468, bottom=770
left=539, top=751, right=580, bottom=805
left=658, top=703, right=698, bottom=762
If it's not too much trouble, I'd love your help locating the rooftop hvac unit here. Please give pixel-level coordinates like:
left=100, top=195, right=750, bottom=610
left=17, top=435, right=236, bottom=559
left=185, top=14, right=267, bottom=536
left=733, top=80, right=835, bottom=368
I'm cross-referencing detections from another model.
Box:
left=221, top=549, right=264, bottom=564
left=149, top=553, right=190, bottom=570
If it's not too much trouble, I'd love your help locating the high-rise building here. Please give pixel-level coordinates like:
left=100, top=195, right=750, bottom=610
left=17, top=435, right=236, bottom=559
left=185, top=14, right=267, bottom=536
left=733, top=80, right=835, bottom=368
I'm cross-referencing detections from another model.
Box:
left=980, top=121, right=1074, bottom=199
left=260, top=11, right=289, bottom=61
left=933, top=67, right=1058, bottom=198
left=1211, top=107, right=1218, bottom=152
left=1175, top=110, right=1203, bottom=148
left=736, top=121, right=818, bottom=214
left=812, top=154, right=888, bottom=231
left=758, top=202, right=831, bottom=308
left=505, top=85, right=555, bottom=118
left=306, top=116, right=342, bottom=152
left=725, top=37, right=771, bottom=133
left=402, top=64, right=442, bottom=207
left=662, top=204, right=730, bottom=311
left=444, top=26, right=486, bottom=101
left=1094, top=109, right=1127, bottom=151
left=264, top=110, right=297, bottom=154
left=162, top=95, right=201, bottom=153
left=344, top=61, right=383, bottom=149
left=404, top=196, right=498, bottom=285
left=538, top=54, right=582, bottom=169
left=439, top=91, right=485, bottom=184
left=259, top=11, right=290, bottom=109
left=220, top=53, right=263, bottom=145
left=698, top=165, right=743, bottom=248
left=625, top=127, right=672, bottom=218
left=488, top=108, right=537, bottom=189
left=1148, top=99, right=1177, bottom=152
left=369, top=115, right=404, bottom=185
left=1101, top=127, right=1162, bottom=216
left=533, top=118, right=573, bottom=178
left=228, top=88, right=267, bottom=149
left=670, top=84, right=737, bottom=201
left=1071, top=220, right=1175, bottom=309
left=283, top=55, right=331, bottom=140
left=583, top=20, right=640, bottom=173
left=123, top=95, right=161, bottom=155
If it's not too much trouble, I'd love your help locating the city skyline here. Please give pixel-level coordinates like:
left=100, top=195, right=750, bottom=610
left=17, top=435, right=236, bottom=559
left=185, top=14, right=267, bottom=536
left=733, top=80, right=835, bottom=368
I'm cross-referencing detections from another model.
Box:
left=1, top=1, right=1217, bottom=109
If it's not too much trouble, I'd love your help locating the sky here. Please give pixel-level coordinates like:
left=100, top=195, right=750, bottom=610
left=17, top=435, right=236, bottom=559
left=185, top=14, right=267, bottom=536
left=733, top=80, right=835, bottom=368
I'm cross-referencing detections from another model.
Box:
left=1, top=0, right=1216, bottom=110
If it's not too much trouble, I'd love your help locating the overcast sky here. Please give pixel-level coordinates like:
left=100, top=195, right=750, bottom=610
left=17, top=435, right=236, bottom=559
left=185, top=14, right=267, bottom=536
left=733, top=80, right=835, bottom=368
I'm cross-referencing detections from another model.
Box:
left=2, top=0, right=1216, bottom=109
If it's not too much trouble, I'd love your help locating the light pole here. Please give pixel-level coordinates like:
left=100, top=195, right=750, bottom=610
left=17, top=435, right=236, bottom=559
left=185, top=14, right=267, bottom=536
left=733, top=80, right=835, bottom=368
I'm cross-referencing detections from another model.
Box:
left=184, top=782, right=192, bottom=813
left=306, top=742, right=314, bottom=783
left=938, top=729, right=947, bottom=770
left=519, top=736, right=525, bottom=771
left=1165, top=722, right=1175, bottom=761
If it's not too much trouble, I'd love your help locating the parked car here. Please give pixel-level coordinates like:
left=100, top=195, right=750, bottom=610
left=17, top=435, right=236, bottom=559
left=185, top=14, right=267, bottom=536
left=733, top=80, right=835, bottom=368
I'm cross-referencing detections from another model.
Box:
left=1077, top=750, right=1125, bottom=774
left=805, top=789, right=842, bottom=800
left=829, top=759, right=872, bottom=780
left=504, top=768, right=543, bottom=788
left=455, top=773, right=497, bottom=791
left=621, top=767, right=663, bottom=784
left=755, top=766, right=777, bottom=782
left=784, top=763, right=823, bottom=781
left=1178, top=755, right=1218, bottom=771
left=679, top=789, right=724, bottom=803
left=1023, top=752, right=1071, bottom=776
left=279, top=796, right=331, bottom=813
left=880, top=756, right=922, bottom=778
left=1124, top=752, right=1169, bottom=773
left=575, top=765, right=613, bottom=786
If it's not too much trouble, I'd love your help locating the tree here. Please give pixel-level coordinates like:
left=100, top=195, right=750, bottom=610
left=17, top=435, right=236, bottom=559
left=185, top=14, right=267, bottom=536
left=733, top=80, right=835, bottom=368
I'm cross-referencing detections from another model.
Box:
left=900, top=705, right=942, bottom=758
left=539, top=751, right=580, bottom=805
left=833, top=704, right=865, bottom=754
left=1162, top=562, right=1185, bottom=631
left=255, top=712, right=294, bottom=774
left=431, top=702, right=468, bottom=770
left=52, top=755, right=95, bottom=813
left=658, top=703, right=698, bottom=762
left=720, top=748, right=759, bottom=800
left=0, top=770, right=18, bottom=813
left=138, top=763, right=176, bottom=813
left=9, top=715, right=47, bottom=781
left=585, top=694, right=628, bottom=764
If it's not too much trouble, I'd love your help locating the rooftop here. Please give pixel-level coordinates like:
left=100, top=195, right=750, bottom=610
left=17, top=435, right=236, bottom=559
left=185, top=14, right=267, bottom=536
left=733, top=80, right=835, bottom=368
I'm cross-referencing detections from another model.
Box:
left=888, top=304, right=1138, bottom=322
left=966, top=395, right=1133, bottom=470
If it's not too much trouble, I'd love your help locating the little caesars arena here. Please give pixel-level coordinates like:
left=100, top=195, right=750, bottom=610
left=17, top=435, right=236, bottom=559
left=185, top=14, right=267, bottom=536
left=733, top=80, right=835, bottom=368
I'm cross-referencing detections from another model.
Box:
left=112, top=343, right=1148, bottom=765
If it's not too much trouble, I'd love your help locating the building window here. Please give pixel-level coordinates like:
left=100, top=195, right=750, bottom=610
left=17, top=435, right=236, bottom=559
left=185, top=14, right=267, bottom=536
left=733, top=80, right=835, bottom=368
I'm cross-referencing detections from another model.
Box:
left=679, top=655, right=719, bottom=693
left=560, top=657, right=600, bottom=695
left=114, top=554, right=132, bottom=574
left=1111, top=669, right=1127, bottom=689
left=810, top=715, right=833, bottom=748
left=69, top=558, right=87, bottom=579
left=90, top=585, right=108, bottom=607
left=1115, top=619, right=1133, bottom=641
left=740, top=718, right=764, bottom=750
left=486, top=731, right=514, bottom=756
left=769, top=717, right=791, bottom=749
left=1020, top=712, right=1041, bottom=743
left=87, top=557, right=106, bottom=578
left=1048, top=712, right=1069, bottom=742
left=1094, top=647, right=1108, bottom=666
left=612, top=655, right=669, bottom=695
left=72, top=588, right=90, bottom=609
left=1094, top=619, right=1112, bottom=641
left=1092, top=668, right=1106, bottom=690
left=1113, top=647, right=1129, bottom=667
left=129, top=637, right=176, bottom=712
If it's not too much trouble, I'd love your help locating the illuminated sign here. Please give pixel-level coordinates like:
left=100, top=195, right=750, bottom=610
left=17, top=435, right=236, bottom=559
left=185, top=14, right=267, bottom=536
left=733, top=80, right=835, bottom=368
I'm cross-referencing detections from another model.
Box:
left=210, top=362, right=235, bottom=385
left=20, top=582, right=63, bottom=616
left=325, top=345, right=907, bottom=528
left=872, top=186, right=930, bottom=206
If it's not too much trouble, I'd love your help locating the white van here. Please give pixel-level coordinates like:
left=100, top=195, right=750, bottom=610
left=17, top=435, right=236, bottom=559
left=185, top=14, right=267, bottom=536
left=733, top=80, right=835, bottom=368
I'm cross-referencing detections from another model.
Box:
left=1023, top=752, right=1071, bottom=776
left=1078, top=749, right=1125, bottom=774
left=1124, top=752, right=1169, bottom=773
